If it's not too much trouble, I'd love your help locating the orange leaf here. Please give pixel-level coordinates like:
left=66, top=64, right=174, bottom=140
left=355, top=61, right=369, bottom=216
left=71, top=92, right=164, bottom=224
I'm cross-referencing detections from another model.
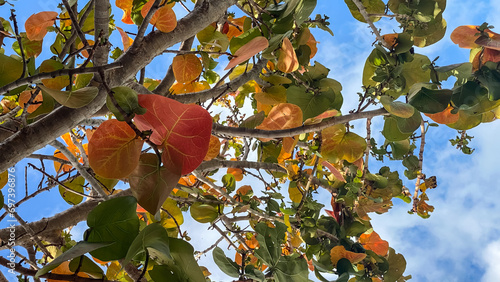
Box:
left=172, top=54, right=203, bottom=83
left=450, top=25, right=500, bottom=49
left=116, top=27, right=133, bottom=51
left=306, top=33, right=318, bottom=58
left=25, top=11, right=58, bottom=41
left=116, top=0, right=134, bottom=24
left=204, top=135, right=221, bottom=161
left=134, top=94, right=212, bottom=175
left=226, top=16, right=246, bottom=39
left=330, top=245, right=366, bottom=266
left=424, top=105, right=459, bottom=124
left=304, top=109, right=338, bottom=125
left=170, top=81, right=210, bottom=95
left=153, top=6, right=177, bottom=33
left=321, top=160, right=346, bottom=182
left=277, top=37, right=299, bottom=73
left=225, top=36, right=269, bottom=70
left=47, top=261, right=89, bottom=282
left=19, top=89, right=43, bottom=113
left=359, top=231, right=389, bottom=256
left=256, top=103, right=303, bottom=141
left=88, top=119, right=144, bottom=179
left=77, top=40, right=95, bottom=58
left=227, top=168, right=243, bottom=181
left=129, top=153, right=181, bottom=214
left=40, top=59, right=70, bottom=90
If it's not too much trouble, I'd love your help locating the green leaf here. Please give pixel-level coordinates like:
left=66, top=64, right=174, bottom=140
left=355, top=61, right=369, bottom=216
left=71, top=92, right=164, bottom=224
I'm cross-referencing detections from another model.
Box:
left=382, top=116, right=412, bottom=142
left=274, top=255, right=309, bottom=282
left=477, top=64, right=500, bottom=101
left=0, top=53, right=23, bottom=88
left=86, top=196, right=140, bottom=261
left=337, top=258, right=358, bottom=275
left=380, top=96, right=415, bottom=118
left=169, top=238, right=206, bottom=282
left=434, top=62, right=472, bottom=86
left=394, top=110, right=422, bottom=134
left=295, top=0, right=317, bottom=25
left=451, top=81, right=488, bottom=109
left=229, top=27, right=262, bottom=54
left=409, top=85, right=452, bottom=114
left=344, top=0, right=385, bottom=23
left=123, top=223, right=171, bottom=267
left=245, top=265, right=265, bottom=282
left=385, top=248, right=407, bottom=282
left=287, top=85, right=335, bottom=121
left=12, top=32, right=42, bottom=58
left=321, top=124, right=367, bottom=163
left=69, top=256, right=104, bottom=278
left=190, top=202, right=220, bottom=223
left=254, top=222, right=287, bottom=266
left=107, top=86, right=147, bottom=121
left=240, top=111, right=265, bottom=129
left=38, top=85, right=99, bottom=109
left=213, top=246, right=240, bottom=278
left=222, top=173, right=236, bottom=193
left=35, top=241, right=111, bottom=277
left=283, top=0, right=301, bottom=18
left=403, top=155, right=419, bottom=180
left=58, top=176, right=85, bottom=205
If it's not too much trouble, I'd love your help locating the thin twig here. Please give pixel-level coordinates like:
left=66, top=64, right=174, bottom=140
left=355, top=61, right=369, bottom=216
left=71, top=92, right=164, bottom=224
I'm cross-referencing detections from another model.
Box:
left=62, top=0, right=89, bottom=47
left=10, top=10, right=26, bottom=79
left=412, top=120, right=426, bottom=212
left=351, top=0, right=392, bottom=49
left=195, top=236, right=224, bottom=260
left=364, top=117, right=372, bottom=176
left=0, top=62, right=122, bottom=96
left=50, top=140, right=108, bottom=198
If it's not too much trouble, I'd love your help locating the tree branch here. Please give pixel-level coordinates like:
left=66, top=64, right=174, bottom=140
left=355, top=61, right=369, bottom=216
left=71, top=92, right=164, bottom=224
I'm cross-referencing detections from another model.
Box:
left=350, top=0, right=392, bottom=49
left=212, top=108, right=388, bottom=138
left=197, top=159, right=286, bottom=173
left=0, top=190, right=132, bottom=250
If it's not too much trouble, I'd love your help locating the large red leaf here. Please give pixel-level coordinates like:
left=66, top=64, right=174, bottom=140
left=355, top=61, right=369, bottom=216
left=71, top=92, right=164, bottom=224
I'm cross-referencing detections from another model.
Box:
left=129, top=153, right=181, bottom=214
left=134, top=94, right=212, bottom=175
left=88, top=119, right=144, bottom=179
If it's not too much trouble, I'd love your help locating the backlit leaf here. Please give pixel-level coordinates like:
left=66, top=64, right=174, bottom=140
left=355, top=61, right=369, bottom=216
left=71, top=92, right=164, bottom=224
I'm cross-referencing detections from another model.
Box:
left=330, top=245, right=366, bottom=266
left=25, top=11, right=58, bottom=41
left=0, top=53, right=23, bottom=88
left=152, top=6, right=177, bottom=33
left=380, top=96, right=415, bottom=118
left=172, top=54, right=202, bottom=83
left=12, top=32, right=42, bottom=58
left=129, top=153, right=180, bottom=214
left=88, top=119, right=144, bottom=179
left=359, top=231, right=389, bottom=256
left=344, top=0, right=385, bottom=23
left=255, top=103, right=303, bottom=136
left=190, top=202, right=220, bottom=223
left=19, top=89, right=43, bottom=113
left=255, top=85, right=287, bottom=105
left=321, top=124, right=366, bottom=163
left=225, top=36, right=269, bottom=70
left=116, top=27, right=133, bottom=51
left=277, top=37, right=299, bottom=73
left=161, top=198, right=184, bottom=229
left=122, top=222, right=171, bottom=267
left=204, top=135, right=221, bottom=161
left=135, top=94, right=213, bottom=175
left=116, top=0, right=134, bottom=24
left=39, top=59, right=70, bottom=90
left=58, top=176, right=85, bottom=205
left=38, top=85, right=98, bottom=109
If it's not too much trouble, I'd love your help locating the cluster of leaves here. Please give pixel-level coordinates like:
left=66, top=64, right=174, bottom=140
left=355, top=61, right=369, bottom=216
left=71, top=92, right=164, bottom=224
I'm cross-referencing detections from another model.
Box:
left=1, top=0, right=500, bottom=281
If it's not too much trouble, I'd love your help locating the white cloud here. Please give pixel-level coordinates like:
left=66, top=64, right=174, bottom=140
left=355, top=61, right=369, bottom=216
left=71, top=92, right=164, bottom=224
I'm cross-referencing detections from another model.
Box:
left=481, top=240, right=500, bottom=282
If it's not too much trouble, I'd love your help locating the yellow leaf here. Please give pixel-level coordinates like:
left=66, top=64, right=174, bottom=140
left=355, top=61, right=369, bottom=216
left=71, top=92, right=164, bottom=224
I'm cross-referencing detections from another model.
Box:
left=277, top=37, right=299, bottom=73
left=0, top=170, right=7, bottom=189
left=321, top=124, right=367, bottom=163
left=172, top=54, right=203, bottom=83
left=161, top=198, right=184, bottom=228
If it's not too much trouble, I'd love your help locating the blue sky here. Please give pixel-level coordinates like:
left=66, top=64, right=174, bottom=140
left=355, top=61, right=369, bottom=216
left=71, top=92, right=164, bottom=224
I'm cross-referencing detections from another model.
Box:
left=2, top=0, right=500, bottom=281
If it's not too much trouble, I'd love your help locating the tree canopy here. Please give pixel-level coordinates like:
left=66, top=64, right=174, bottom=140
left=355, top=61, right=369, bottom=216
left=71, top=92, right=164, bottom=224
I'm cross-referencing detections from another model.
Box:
left=0, top=0, right=498, bottom=281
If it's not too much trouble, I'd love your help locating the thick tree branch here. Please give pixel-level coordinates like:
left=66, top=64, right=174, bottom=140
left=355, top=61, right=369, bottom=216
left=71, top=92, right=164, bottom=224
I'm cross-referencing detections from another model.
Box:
left=93, top=0, right=110, bottom=66
left=213, top=108, right=389, bottom=138
left=0, top=0, right=238, bottom=173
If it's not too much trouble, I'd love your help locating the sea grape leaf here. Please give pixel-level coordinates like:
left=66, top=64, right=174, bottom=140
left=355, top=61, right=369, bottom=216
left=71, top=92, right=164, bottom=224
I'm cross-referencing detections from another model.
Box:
left=122, top=223, right=171, bottom=267
left=135, top=94, right=213, bottom=175
left=172, top=54, right=203, bottom=83
left=321, top=124, right=367, bottom=163
left=86, top=196, right=140, bottom=261
left=88, top=119, right=144, bottom=179
left=58, top=176, right=85, bottom=205
left=225, top=36, right=269, bottom=70
left=129, top=153, right=181, bottom=215
left=38, top=85, right=98, bottom=109
left=213, top=246, right=240, bottom=278
left=35, top=241, right=111, bottom=277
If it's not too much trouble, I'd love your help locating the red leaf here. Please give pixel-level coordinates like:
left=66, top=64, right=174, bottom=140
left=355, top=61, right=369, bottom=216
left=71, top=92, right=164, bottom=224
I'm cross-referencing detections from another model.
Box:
left=134, top=94, right=212, bottom=175
left=129, top=153, right=181, bottom=214
left=225, top=36, right=269, bottom=70
left=88, top=119, right=144, bottom=179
